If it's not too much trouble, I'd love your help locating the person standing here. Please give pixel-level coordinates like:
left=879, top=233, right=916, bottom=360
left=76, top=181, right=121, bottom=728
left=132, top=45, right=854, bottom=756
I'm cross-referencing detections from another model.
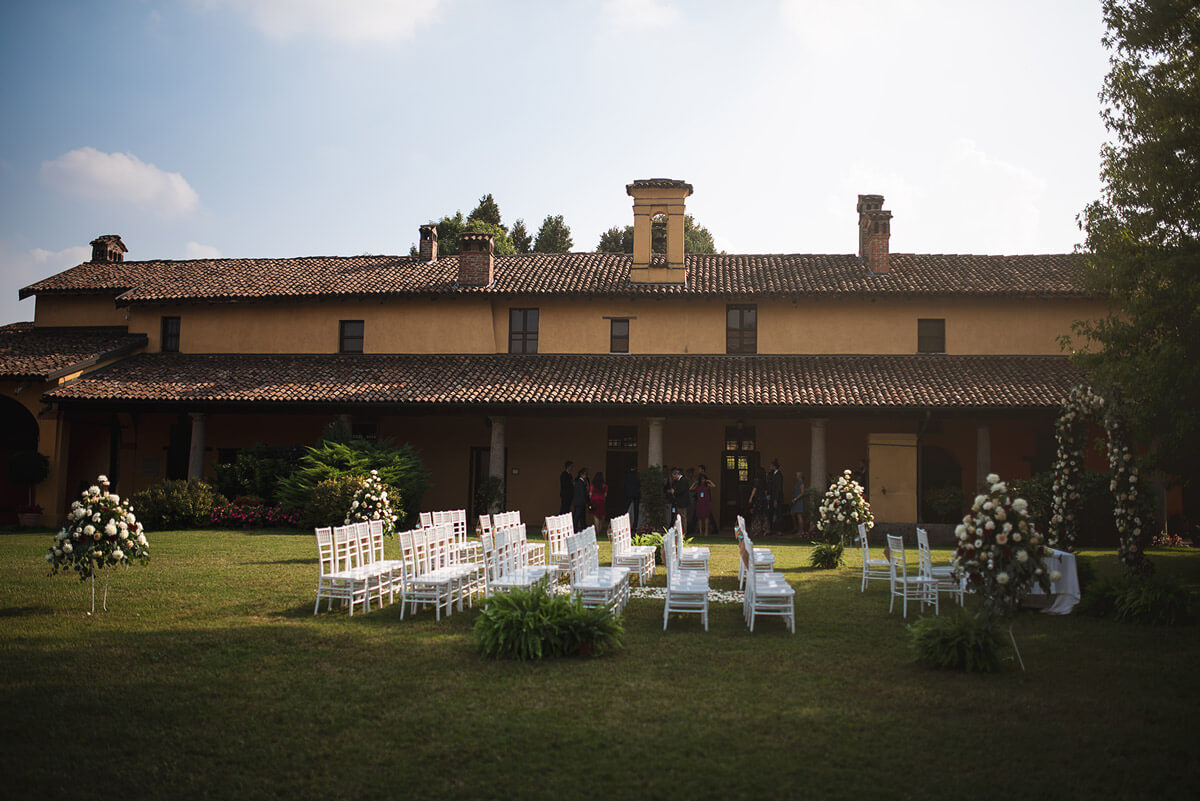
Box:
left=559, top=460, right=574, bottom=515
left=572, top=467, right=589, bottom=532
left=691, top=472, right=716, bottom=537
left=791, top=471, right=807, bottom=536
left=748, top=465, right=770, bottom=538
left=590, top=471, right=609, bottom=537
left=768, top=458, right=784, bottom=533
left=669, top=467, right=690, bottom=533
left=622, top=465, right=641, bottom=530
left=685, top=466, right=698, bottom=534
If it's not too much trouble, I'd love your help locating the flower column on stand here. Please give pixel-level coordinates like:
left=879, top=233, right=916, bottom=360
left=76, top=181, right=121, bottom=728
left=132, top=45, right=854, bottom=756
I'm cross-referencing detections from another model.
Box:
left=953, top=473, right=1059, bottom=670
left=345, top=470, right=400, bottom=536
left=47, top=475, right=150, bottom=613
left=815, top=469, right=874, bottom=564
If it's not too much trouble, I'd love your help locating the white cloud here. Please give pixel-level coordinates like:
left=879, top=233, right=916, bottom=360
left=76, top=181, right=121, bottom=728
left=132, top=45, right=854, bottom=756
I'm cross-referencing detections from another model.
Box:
left=184, top=242, right=222, bottom=259
left=31, top=245, right=92, bottom=268
left=40, top=147, right=199, bottom=216
left=206, top=0, right=446, bottom=43
left=602, top=0, right=682, bottom=31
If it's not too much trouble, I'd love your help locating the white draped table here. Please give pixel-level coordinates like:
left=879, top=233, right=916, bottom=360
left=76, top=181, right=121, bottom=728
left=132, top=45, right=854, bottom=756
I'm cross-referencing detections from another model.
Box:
left=1028, top=548, right=1081, bottom=615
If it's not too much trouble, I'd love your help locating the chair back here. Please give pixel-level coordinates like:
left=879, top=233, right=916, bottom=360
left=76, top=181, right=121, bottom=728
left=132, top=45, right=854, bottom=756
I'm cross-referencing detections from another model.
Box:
left=915, top=530, right=934, bottom=580
left=860, top=526, right=872, bottom=562
left=419, top=511, right=433, bottom=529
left=545, top=512, right=573, bottom=559
left=886, top=534, right=907, bottom=579
left=479, top=514, right=493, bottom=539
left=315, top=527, right=335, bottom=576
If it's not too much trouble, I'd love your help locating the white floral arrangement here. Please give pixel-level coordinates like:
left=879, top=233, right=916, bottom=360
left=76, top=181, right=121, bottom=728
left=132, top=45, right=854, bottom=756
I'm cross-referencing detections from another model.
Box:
left=1048, top=385, right=1147, bottom=572
left=345, top=470, right=400, bottom=536
left=955, top=473, right=1057, bottom=621
left=816, top=469, right=874, bottom=543
left=47, top=475, right=149, bottom=582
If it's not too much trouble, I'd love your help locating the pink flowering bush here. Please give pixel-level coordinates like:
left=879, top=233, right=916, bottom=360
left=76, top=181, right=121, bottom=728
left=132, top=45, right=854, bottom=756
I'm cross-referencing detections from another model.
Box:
left=211, top=497, right=301, bottom=529
left=47, top=475, right=149, bottom=582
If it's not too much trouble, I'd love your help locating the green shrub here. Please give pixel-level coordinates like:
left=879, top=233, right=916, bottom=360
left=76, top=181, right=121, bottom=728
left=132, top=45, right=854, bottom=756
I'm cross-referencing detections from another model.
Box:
left=1076, top=576, right=1125, bottom=618
left=474, top=579, right=623, bottom=660
left=908, top=611, right=1005, bottom=673
left=631, top=531, right=664, bottom=564
left=212, top=442, right=302, bottom=504
left=921, top=485, right=965, bottom=524
left=809, top=541, right=844, bottom=569
left=1113, top=575, right=1195, bottom=626
left=303, top=476, right=364, bottom=529
left=130, top=480, right=227, bottom=530
left=1074, top=553, right=1097, bottom=596
left=7, top=449, right=50, bottom=486
left=277, top=438, right=428, bottom=524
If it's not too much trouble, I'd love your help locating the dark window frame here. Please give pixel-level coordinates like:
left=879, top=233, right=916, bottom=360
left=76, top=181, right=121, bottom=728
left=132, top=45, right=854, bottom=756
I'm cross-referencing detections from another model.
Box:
left=726, top=304, right=758, bottom=354
left=509, top=308, right=539, bottom=354
left=917, top=318, right=946, bottom=353
left=161, top=316, right=181, bottom=353
left=339, top=320, right=364, bottom=354
left=610, top=318, right=630, bottom=354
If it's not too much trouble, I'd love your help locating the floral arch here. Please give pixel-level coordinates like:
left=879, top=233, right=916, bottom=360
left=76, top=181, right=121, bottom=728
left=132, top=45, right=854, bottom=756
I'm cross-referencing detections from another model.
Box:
left=1048, top=385, right=1148, bottom=573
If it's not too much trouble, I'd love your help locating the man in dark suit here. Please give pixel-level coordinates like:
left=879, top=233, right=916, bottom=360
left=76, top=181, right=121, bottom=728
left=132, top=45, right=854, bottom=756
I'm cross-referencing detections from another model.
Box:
left=560, top=460, right=574, bottom=515
left=572, top=467, right=589, bottom=532
left=768, top=458, right=784, bottom=532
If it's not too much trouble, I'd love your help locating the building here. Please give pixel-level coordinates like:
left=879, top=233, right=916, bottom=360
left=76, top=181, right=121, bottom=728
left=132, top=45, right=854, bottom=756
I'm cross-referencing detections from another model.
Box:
left=3, top=179, right=1115, bottom=529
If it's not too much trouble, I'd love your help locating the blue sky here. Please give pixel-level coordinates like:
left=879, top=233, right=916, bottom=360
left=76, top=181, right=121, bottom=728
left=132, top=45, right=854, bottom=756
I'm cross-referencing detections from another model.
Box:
left=0, top=0, right=1109, bottom=325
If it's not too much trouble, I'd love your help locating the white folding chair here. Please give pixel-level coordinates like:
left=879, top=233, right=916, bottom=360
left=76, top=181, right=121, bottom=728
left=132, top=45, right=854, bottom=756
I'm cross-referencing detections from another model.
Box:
left=673, top=515, right=709, bottom=571
left=735, top=515, right=776, bottom=589
left=484, top=524, right=556, bottom=596
left=662, top=526, right=709, bottom=631
left=859, top=523, right=891, bottom=592
left=545, top=512, right=574, bottom=575
left=887, top=533, right=937, bottom=617
left=609, top=512, right=655, bottom=586
left=313, top=526, right=369, bottom=615
left=742, top=541, right=796, bottom=633
left=329, top=524, right=379, bottom=615
left=916, top=528, right=962, bottom=606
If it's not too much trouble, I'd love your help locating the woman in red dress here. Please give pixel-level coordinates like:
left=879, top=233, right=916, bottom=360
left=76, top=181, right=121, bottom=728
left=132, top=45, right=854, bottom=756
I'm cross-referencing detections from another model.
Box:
left=590, top=471, right=609, bottom=537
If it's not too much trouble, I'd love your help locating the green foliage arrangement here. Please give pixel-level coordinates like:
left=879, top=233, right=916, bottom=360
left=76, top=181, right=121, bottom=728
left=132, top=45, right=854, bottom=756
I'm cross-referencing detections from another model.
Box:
left=276, top=438, right=428, bottom=524
left=474, top=580, right=623, bottom=660
left=7, top=449, right=50, bottom=486
left=921, top=485, right=965, bottom=524
left=908, top=611, right=1005, bottom=673
left=631, top=530, right=664, bottom=565
left=1081, top=573, right=1194, bottom=626
left=48, top=475, right=149, bottom=583
left=638, top=465, right=668, bottom=531
left=304, top=476, right=363, bottom=529
left=808, top=541, right=844, bottom=569
left=130, top=480, right=226, bottom=530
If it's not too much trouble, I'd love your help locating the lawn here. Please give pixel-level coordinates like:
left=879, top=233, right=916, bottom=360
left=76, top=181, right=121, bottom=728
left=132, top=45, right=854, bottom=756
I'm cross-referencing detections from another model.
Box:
left=2, top=530, right=1198, bottom=801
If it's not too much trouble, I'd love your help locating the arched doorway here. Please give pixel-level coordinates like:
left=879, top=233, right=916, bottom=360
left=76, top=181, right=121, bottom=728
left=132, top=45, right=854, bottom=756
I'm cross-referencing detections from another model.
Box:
left=1, top=396, right=40, bottom=524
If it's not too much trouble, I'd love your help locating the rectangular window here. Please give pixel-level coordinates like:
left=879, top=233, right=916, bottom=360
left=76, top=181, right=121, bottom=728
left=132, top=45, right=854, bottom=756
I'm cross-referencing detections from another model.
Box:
left=606, top=426, right=638, bottom=450
left=918, top=318, right=946, bottom=353
left=161, top=316, right=180, bottom=353
left=339, top=320, right=364, bottom=354
left=610, top=318, right=630, bottom=353
left=726, top=304, right=757, bottom=354
left=509, top=308, right=539, bottom=354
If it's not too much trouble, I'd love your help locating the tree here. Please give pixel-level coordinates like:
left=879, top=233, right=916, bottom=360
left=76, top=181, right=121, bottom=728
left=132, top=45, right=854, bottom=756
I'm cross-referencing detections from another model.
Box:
left=594, top=215, right=717, bottom=254
left=429, top=210, right=515, bottom=256
left=533, top=214, right=573, bottom=253
left=1071, top=0, right=1200, bottom=513
left=468, top=193, right=503, bottom=228
left=510, top=218, right=532, bottom=254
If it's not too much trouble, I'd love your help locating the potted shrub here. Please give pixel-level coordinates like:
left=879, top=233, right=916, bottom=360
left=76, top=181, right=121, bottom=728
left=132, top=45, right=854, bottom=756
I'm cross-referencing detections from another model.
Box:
left=8, top=450, right=50, bottom=526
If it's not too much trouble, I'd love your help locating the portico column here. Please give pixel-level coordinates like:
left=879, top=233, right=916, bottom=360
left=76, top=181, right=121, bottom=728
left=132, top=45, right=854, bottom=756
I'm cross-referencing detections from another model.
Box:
left=976, top=424, right=991, bottom=489
left=647, top=417, right=664, bottom=468
left=188, top=412, right=206, bottom=480
left=488, top=416, right=506, bottom=513
left=810, top=418, right=828, bottom=492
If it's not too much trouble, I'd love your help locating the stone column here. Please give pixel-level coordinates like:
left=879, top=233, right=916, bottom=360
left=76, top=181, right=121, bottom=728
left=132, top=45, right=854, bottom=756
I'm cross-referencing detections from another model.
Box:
left=188, top=412, right=206, bottom=480
left=488, top=416, right=506, bottom=513
left=976, top=424, right=991, bottom=489
left=647, top=417, right=664, bottom=468
left=810, top=418, right=828, bottom=492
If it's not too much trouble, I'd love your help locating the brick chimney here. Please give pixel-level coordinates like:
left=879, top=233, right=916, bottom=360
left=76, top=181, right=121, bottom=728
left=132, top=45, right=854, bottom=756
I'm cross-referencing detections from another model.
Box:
left=856, top=195, right=892, bottom=274
left=458, top=232, right=494, bottom=286
left=90, top=234, right=127, bottom=263
left=418, top=224, right=438, bottom=262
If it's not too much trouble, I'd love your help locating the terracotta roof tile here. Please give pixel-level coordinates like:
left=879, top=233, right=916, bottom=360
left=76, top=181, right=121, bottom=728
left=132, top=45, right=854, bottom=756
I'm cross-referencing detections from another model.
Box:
left=0, top=323, right=147, bottom=381
left=20, top=251, right=1091, bottom=305
left=45, top=353, right=1085, bottom=411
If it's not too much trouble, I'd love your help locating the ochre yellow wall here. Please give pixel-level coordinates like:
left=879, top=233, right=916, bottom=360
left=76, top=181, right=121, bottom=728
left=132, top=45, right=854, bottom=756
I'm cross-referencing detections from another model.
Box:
left=34, top=295, right=128, bottom=327
left=121, top=295, right=1105, bottom=355
left=868, top=433, right=919, bottom=522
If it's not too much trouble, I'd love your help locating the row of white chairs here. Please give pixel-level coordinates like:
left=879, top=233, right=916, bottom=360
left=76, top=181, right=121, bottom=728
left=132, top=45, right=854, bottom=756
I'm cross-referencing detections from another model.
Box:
left=738, top=527, right=795, bottom=633
left=662, top=523, right=711, bottom=630
left=481, top=522, right=557, bottom=595
left=397, top=522, right=486, bottom=620
left=735, top=514, right=777, bottom=589
left=608, top=512, right=655, bottom=585
left=420, top=509, right=482, bottom=562
left=858, top=525, right=963, bottom=617
left=564, top=525, right=630, bottom=613
left=314, top=520, right=403, bottom=616
left=480, top=510, right=546, bottom=567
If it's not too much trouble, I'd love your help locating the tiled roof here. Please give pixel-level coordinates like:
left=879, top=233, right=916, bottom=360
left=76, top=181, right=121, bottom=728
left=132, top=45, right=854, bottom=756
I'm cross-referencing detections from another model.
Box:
left=20, top=251, right=1091, bottom=305
left=0, top=322, right=147, bottom=380
left=45, top=353, right=1084, bottom=411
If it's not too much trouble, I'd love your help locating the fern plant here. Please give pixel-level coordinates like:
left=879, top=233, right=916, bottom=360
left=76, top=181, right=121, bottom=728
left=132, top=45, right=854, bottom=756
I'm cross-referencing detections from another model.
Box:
left=908, top=611, right=1004, bottom=673
left=474, top=579, right=623, bottom=660
left=809, top=541, right=844, bottom=569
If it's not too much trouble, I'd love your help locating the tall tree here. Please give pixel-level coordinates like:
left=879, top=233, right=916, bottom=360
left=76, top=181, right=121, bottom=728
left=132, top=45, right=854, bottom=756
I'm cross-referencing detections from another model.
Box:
left=533, top=214, right=573, bottom=253
left=430, top=211, right=515, bottom=256
left=595, top=215, right=717, bottom=254
left=1072, top=0, right=1200, bottom=508
left=510, top=218, right=532, bottom=254
left=468, top=193, right=503, bottom=229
